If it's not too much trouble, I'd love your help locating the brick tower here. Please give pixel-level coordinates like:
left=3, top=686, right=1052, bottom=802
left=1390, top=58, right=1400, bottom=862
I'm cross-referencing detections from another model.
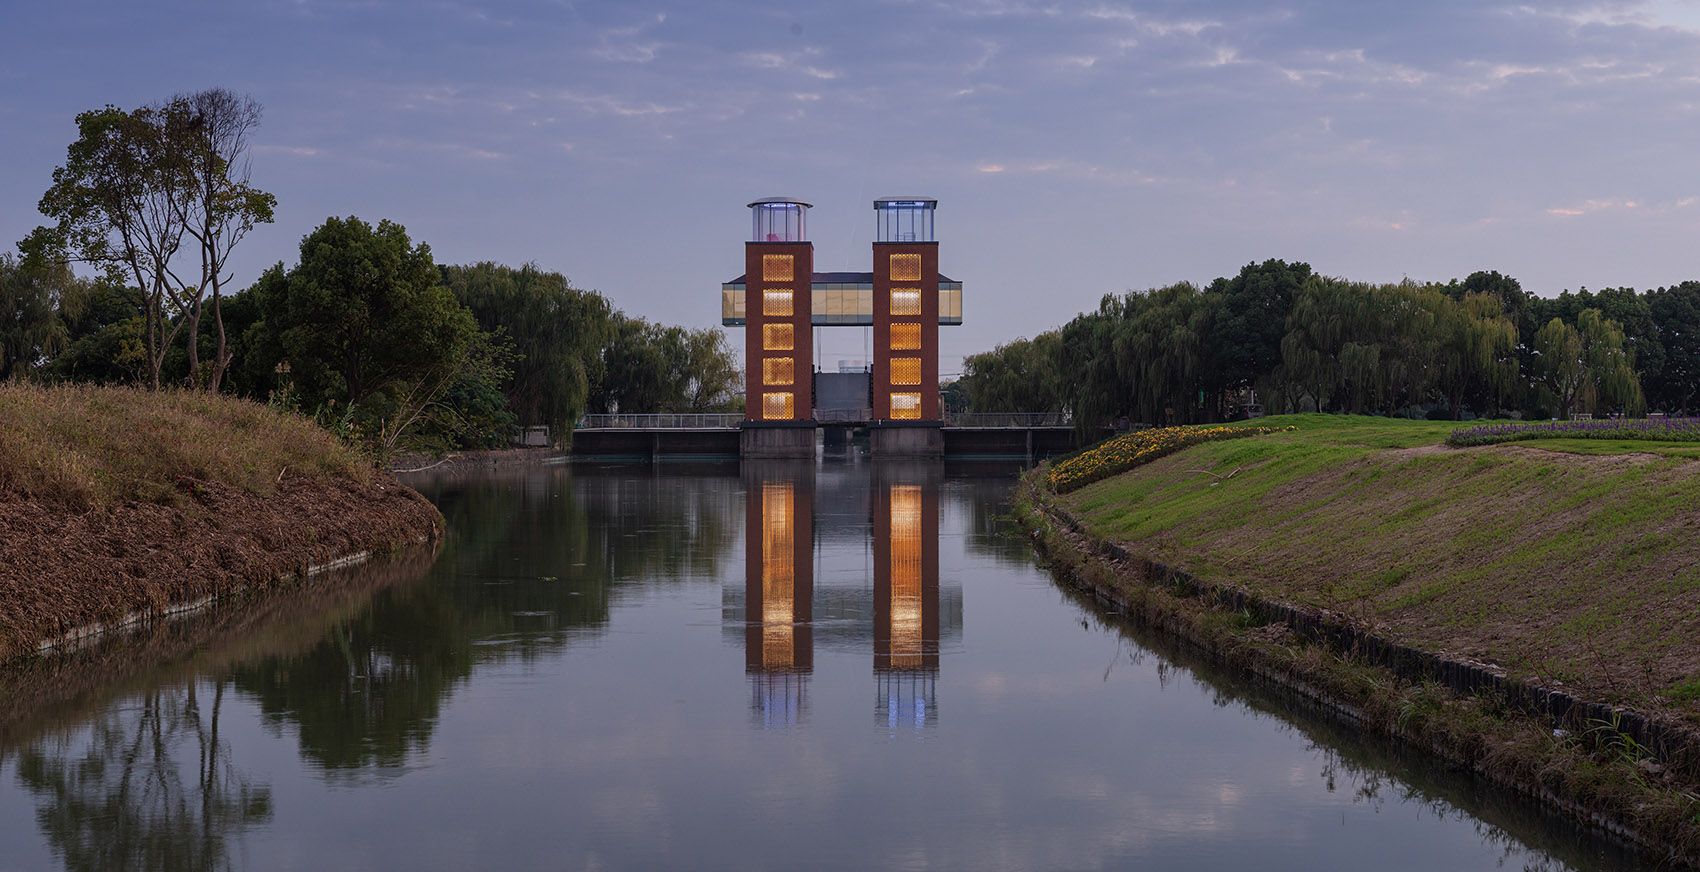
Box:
left=744, top=198, right=814, bottom=422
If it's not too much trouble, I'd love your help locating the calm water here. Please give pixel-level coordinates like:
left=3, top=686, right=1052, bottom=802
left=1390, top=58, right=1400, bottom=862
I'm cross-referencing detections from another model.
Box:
left=0, top=456, right=1655, bottom=871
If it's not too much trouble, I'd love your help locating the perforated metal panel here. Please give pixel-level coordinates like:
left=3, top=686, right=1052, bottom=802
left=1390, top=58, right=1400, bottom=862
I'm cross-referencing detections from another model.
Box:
left=889, top=323, right=921, bottom=351
left=763, top=323, right=795, bottom=351
left=763, top=357, right=795, bottom=385
left=888, top=253, right=922, bottom=281
left=762, top=254, right=795, bottom=282
left=762, top=392, right=795, bottom=420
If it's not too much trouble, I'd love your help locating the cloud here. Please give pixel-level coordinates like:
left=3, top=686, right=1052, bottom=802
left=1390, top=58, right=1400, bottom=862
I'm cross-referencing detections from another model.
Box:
left=255, top=145, right=320, bottom=157
left=552, top=91, right=684, bottom=117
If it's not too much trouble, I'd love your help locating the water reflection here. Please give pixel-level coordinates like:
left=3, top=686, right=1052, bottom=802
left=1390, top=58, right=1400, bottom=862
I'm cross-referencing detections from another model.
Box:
left=743, top=462, right=815, bottom=728
left=0, top=462, right=1660, bottom=871
left=13, top=682, right=271, bottom=872
left=736, top=461, right=958, bottom=732
left=874, top=464, right=941, bottom=730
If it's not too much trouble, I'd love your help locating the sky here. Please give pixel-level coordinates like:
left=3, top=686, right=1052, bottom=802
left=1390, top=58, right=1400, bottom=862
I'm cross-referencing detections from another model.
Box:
left=4, top=0, right=1700, bottom=376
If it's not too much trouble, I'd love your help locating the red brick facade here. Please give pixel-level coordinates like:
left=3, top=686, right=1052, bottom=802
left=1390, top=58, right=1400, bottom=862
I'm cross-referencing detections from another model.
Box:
left=872, top=242, right=940, bottom=422
left=744, top=242, right=814, bottom=421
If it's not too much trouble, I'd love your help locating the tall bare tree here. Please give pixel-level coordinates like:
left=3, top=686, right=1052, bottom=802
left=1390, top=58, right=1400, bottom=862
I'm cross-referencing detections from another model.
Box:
left=174, top=89, right=274, bottom=391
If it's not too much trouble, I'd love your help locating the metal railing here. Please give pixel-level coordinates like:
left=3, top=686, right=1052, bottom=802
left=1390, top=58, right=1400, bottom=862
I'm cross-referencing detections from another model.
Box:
left=943, top=411, right=1072, bottom=428
left=577, top=411, right=1079, bottom=429
left=577, top=413, right=743, bottom=429
left=815, top=407, right=874, bottom=423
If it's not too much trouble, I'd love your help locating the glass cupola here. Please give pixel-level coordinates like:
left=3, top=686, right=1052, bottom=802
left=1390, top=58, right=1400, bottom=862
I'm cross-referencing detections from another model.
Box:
left=749, top=197, right=811, bottom=242
left=874, top=197, right=937, bottom=243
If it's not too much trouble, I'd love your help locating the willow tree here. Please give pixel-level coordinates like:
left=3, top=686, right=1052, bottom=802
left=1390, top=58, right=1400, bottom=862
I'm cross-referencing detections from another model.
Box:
left=441, top=261, right=612, bottom=438
left=1531, top=310, right=1641, bottom=419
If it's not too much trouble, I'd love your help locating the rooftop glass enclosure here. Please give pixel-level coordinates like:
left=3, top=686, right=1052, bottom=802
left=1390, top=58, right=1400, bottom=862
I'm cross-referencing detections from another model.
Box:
left=750, top=197, right=811, bottom=242
left=874, top=198, right=937, bottom=243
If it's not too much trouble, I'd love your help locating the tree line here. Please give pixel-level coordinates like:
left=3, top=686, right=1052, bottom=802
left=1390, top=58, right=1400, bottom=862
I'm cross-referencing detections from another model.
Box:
left=2, top=91, right=739, bottom=451
left=960, top=260, right=1700, bottom=426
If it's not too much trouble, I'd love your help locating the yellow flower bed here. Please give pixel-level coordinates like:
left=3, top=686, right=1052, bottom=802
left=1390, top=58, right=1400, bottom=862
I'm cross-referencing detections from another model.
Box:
left=1048, top=424, right=1292, bottom=493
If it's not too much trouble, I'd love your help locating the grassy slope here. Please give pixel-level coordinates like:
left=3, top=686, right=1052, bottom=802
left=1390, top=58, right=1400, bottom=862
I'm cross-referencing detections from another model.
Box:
left=0, top=382, right=371, bottom=508
left=1060, top=414, right=1700, bottom=723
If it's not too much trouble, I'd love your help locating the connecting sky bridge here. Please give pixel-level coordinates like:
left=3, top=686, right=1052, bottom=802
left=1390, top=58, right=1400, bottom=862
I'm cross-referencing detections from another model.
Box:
left=570, top=196, right=1112, bottom=460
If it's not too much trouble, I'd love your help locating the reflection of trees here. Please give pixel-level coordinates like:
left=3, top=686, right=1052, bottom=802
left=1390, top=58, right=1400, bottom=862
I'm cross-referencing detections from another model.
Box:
left=943, top=470, right=1036, bottom=565
left=227, top=464, right=743, bottom=779
left=228, top=587, right=474, bottom=776
left=14, top=681, right=271, bottom=872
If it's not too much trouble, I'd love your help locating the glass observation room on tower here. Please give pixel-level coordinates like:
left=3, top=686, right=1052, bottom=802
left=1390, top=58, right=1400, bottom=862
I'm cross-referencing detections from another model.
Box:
left=750, top=197, right=811, bottom=242
left=874, top=197, right=936, bottom=243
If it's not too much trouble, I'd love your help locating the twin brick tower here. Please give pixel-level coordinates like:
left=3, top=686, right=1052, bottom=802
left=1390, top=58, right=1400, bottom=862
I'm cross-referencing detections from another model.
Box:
left=721, top=197, right=963, bottom=456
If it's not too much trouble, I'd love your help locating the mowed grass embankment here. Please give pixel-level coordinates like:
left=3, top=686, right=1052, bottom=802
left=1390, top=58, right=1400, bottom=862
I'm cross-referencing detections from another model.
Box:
left=1053, top=414, right=1700, bottom=723
left=0, top=381, right=371, bottom=509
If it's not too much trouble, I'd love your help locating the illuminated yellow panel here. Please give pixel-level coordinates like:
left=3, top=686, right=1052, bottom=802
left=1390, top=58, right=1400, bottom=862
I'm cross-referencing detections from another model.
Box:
left=940, top=287, right=961, bottom=321
left=889, top=323, right=921, bottom=351
left=889, top=253, right=922, bottom=281
left=763, top=357, right=794, bottom=385
left=890, top=357, right=922, bottom=386
left=890, top=392, right=922, bottom=420
left=889, top=484, right=923, bottom=668
left=762, top=254, right=794, bottom=282
left=890, top=288, right=922, bottom=316
left=763, top=392, right=795, bottom=420
left=763, top=323, right=794, bottom=351
left=763, top=290, right=792, bottom=317
left=762, top=482, right=795, bottom=668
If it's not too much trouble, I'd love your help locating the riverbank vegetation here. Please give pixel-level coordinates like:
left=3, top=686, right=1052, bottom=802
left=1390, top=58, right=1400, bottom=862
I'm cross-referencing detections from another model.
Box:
left=1021, top=414, right=1700, bottom=862
left=962, top=260, right=1700, bottom=426
left=0, top=382, right=443, bottom=659
left=1045, top=415, right=1700, bottom=723
left=4, top=92, right=739, bottom=457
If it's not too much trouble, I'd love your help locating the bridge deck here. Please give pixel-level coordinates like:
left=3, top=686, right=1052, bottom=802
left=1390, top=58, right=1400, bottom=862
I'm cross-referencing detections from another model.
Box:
left=570, top=423, right=1102, bottom=461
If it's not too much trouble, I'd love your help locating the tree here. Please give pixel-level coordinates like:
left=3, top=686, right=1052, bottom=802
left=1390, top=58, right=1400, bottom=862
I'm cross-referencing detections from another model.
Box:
left=441, top=262, right=612, bottom=439
left=589, top=314, right=741, bottom=414
left=0, top=252, right=87, bottom=379
left=1646, top=282, right=1700, bottom=414
left=176, top=89, right=275, bottom=391
left=1433, top=291, right=1519, bottom=419
left=961, top=332, right=1064, bottom=415
left=1530, top=310, right=1641, bottom=419
left=27, top=92, right=273, bottom=391
left=1206, top=259, right=1312, bottom=393
left=30, top=104, right=190, bottom=389
left=251, top=216, right=480, bottom=442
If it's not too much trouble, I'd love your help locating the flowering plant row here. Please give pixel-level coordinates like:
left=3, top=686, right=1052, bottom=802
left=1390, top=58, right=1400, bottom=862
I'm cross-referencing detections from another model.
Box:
left=1048, top=425, right=1293, bottom=493
left=1445, top=418, right=1700, bottom=448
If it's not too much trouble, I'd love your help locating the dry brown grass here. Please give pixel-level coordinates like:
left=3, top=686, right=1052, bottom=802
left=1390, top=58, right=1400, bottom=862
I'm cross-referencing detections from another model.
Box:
left=0, top=382, right=371, bottom=508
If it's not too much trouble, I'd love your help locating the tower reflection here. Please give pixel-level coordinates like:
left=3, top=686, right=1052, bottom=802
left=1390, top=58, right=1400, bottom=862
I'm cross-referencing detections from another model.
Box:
left=734, top=460, right=952, bottom=731
left=743, top=462, right=814, bottom=728
left=873, top=463, right=940, bottom=731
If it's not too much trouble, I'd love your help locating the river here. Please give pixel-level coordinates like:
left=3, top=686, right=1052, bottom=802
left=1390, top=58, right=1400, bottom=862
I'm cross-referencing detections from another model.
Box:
left=0, top=456, right=1655, bottom=870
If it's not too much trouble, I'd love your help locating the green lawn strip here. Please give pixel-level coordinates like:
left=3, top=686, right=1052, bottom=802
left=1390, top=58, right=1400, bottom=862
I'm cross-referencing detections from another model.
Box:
left=1055, top=415, right=1700, bottom=729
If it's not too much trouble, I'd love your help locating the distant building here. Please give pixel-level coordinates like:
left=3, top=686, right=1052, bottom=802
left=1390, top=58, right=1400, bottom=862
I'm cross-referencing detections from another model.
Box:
left=721, top=197, right=964, bottom=425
